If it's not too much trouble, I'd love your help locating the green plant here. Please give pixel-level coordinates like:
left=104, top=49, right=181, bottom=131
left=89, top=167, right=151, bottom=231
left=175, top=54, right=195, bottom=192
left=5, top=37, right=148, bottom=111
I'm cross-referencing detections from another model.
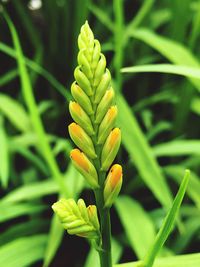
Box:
left=52, top=21, right=190, bottom=267
left=52, top=21, right=122, bottom=267
left=1, top=1, right=200, bottom=267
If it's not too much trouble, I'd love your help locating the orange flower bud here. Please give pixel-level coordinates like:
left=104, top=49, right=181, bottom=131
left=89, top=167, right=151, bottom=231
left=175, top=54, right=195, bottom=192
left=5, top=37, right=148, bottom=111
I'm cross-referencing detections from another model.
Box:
left=69, top=101, right=94, bottom=136
left=104, top=164, right=123, bottom=208
left=68, top=123, right=96, bottom=159
left=97, top=106, right=118, bottom=144
left=101, top=128, right=121, bottom=171
left=70, top=149, right=99, bottom=189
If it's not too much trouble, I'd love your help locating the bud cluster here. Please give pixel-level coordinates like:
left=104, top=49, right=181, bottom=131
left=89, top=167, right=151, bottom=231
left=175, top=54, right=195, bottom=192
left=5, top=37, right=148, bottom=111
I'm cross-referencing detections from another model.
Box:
left=52, top=198, right=100, bottom=239
left=52, top=21, right=123, bottom=242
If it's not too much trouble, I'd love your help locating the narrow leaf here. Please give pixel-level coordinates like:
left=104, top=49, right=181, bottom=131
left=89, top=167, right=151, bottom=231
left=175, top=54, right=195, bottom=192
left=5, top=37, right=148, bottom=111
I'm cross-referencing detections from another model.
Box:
left=115, top=196, right=156, bottom=259
left=143, top=170, right=190, bottom=267
left=117, top=95, right=172, bottom=208
left=0, top=235, right=47, bottom=267
left=121, top=64, right=200, bottom=80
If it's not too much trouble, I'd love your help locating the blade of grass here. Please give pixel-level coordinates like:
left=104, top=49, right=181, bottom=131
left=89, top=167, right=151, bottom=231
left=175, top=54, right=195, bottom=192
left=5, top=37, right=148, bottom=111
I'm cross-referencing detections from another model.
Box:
left=0, top=93, right=31, bottom=132
left=115, top=253, right=200, bottom=267
left=164, top=165, right=200, bottom=209
left=153, top=140, right=200, bottom=157
left=84, top=239, right=122, bottom=267
left=115, top=196, right=156, bottom=259
left=3, top=11, right=69, bottom=196
left=42, top=214, right=64, bottom=267
left=0, top=69, right=18, bottom=87
left=113, top=0, right=124, bottom=91
left=0, top=42, right=70, bottom=99
left=121, top=64, right=200, bottom=80
left=0, top=235, right=47, bottom=267
left=131, top=28, right=200, bottom=91
left=0, top=202, right=46, bottom=223
left=117, top=95, right=172, bottom=208
left=0, top=116, right=9, bottom=188
left=1, top=179, right=58, bottom=204
left=143, top=170, right=190, bottom=267
left=124, top=0, right=155, bottom=41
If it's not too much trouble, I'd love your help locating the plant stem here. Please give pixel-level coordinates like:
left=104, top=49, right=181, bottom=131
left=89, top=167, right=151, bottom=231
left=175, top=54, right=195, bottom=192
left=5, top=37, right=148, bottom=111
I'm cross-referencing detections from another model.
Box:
left=91, top=117, right=112, bottom=267
left=95, top=186, right=112, bottom=267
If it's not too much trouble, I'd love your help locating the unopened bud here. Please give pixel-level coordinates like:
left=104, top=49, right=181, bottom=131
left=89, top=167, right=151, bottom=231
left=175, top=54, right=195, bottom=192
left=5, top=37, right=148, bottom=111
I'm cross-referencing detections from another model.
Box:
left=97, top=106, right=118, bottom=144
left=71, top=82, right=94, bottom=115
left=68, top=123, right=96, bottom=159
left=95, top=88, right=115, bottom=124
left=78, top=49, right=93, bottom=80
left=52, top=198, right=100, bottom=239
left=87, top=205, right=100, bottom=230
left=70, top=149, right=99, bottom=189
left=69, top=101, right=94, bottom=136
left=104, top=164, right=123, bottom=208
left=91, top=39, right=101, bottom=71
left=93, top=53, right=106, bottom=87
left=78, top=21, right=94, bottom=62
left=94, top=69, right=111, bottom=103
left=74, top=66, right=93, bottom=96
left=101, top=128, right=121, bottom=171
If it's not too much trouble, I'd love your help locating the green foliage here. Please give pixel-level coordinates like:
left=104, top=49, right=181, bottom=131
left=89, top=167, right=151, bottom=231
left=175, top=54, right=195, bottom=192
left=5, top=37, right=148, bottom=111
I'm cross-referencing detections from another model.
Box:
left=0, top=1, right=200, bottom=266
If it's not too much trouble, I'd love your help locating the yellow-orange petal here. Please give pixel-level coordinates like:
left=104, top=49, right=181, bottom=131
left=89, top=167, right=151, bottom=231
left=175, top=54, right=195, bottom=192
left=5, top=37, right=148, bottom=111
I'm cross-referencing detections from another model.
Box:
left=70, top=149, right=89, bottom=172
left=109, top=164, right=122, bottom=190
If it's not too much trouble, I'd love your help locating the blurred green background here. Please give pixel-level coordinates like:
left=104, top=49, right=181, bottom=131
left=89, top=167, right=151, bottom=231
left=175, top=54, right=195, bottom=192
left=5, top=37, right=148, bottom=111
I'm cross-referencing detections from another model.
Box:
left=0, top=0, right=200, bottom=266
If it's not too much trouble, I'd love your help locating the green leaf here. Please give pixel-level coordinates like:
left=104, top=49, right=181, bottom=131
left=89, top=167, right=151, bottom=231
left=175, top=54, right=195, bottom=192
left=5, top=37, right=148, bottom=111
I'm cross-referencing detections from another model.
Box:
left=3, top=11, right=69, bottom=196
left=115, top=253, right=200, bottom=267
left=0, top=69, right=18, bottom=87
left=0, top=202, right=46, bottom=223
left=117, top=95, right=172, bottom=208
left=143, top=170, right=190, bottom=267
left=132, top=28, right=200, bottom=91
left=0, top=93, right=31, bottom=132
left=0, top=116, right=9, bottom=188
left=43, top=215, right=64, bottom=267
left=1, top=180, right=58, bottom=204
left=0, top=219, right=47, bottom=246
left=0, top=235, right=47, bottom=267
left=121, top=64, right=200, bottom=79
left=164, top=166, right=200, bottom=209
left=115, top=196, right=156, bottom=259
left=84, top=239, right=122, bottom=267
left=0, top=42, right=69, bottom=99
left=153, top=140, right=200, bottom=157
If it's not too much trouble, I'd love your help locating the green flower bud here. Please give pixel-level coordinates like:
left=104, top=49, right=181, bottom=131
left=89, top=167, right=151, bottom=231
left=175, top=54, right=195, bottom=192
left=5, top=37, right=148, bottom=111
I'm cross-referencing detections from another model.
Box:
left=71, top=82, right=94, bottom=115
left=74, top=66, right=93, bottom=96
left=78, top=49, right=93, bottom=80
left=78, top=199, right=89, bottom=221
left=87, top=205, right=100, bottom=230
left=68, top=123, right=96, bottom=159
left=97, top=106, right=118, bottom=144
left=91, top=39, right=101, bottom=71
left=69, top=101, right=94, bottom=136
left=101, top=128, right=121, bottom=171
left=70, top=148, right=99, bottom=189
left=78, top=21, right=94, bottom=62
left=52, top=198, right=100, bottom=239
left=93, top=53, right=106, bottom=87
left=95, top=88, right=115, bottom=124
left=94, top=69, right=111, bottom=103
left=104, top=164, right=123, bottom=208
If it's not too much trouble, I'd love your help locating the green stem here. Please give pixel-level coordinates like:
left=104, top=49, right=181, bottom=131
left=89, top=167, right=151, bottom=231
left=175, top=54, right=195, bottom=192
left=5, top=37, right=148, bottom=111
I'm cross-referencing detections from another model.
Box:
left=94, top=172, right=112, bottom=267
left=91, top=115, right=112, bottom=267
